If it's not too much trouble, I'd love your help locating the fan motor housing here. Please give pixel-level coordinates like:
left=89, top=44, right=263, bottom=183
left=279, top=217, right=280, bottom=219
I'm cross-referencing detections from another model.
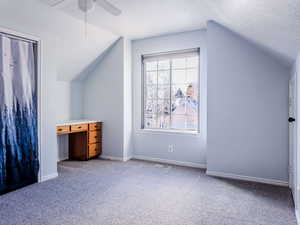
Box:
left=78, top=0, right=95, bottom=12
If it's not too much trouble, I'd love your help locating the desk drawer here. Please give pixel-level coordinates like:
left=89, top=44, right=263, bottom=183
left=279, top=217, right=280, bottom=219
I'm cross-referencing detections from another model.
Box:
left=57, top=125, right=70, bottom=135
left=89, top=122, right=102, bottom=131
left=71, top=124, right=88, bottom=132
left=89, top=143, right=101, bottom=158
left=89, top=131, right=101, bottom=143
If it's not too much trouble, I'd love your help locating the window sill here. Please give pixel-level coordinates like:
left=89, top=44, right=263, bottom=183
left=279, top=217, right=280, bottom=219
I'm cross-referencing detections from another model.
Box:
left=136, top=129, right=200, bottom=136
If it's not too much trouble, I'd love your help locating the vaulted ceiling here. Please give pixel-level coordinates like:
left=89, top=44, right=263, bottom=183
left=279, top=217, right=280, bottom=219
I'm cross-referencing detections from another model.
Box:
left=42, top=0, right=300, bottom=67
left=0, top=0, right=119, bottom=81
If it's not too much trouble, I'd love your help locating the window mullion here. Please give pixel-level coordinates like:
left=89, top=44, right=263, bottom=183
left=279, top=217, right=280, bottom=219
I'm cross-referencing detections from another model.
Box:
left=169, top=59, right=172, bottom=129
left=185, top=59, right=188, bottom=129
left=142, top=61, right=145, bottom=129
left=156, top=61, right=159, bottom=128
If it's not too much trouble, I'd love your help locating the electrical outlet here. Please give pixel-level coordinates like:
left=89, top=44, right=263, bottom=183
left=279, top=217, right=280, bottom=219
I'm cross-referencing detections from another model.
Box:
left=168, top=144, right=174, bottom=153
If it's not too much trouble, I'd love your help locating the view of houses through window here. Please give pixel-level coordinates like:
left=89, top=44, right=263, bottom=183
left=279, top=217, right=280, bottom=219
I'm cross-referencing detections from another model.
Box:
left=142, top=49, right=200, bottom=132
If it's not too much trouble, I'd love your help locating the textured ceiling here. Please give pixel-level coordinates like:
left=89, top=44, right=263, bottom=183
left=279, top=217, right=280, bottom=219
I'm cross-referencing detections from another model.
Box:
left=42, top=0, right=300, bottom=66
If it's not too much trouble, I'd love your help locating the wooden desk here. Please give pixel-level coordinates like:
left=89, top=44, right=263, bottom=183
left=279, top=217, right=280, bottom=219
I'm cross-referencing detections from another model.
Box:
left=56, top=120, right=102, bottom=160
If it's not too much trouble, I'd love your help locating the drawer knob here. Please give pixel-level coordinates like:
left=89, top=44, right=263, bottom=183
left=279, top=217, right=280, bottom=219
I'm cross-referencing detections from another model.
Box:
left=58, top=129, right=62, bottom=131
left=78, top=126, right=82, bottom=129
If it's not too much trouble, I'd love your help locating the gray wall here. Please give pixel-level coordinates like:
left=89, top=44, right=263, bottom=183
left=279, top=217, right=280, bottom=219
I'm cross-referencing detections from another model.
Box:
left=56, top=80, right=83, bottom=161
left=123, top=39, right=134, bottom=160
left=132, top=30, right=207, bottom=166
left=206, top=21, right=290, bottom=183
left=55, top=81, right=83, bottom=122
left=0, top=1, right=59, bottom=180
left=293, top=52, right=300, bottom=213
left=83, top=38, right=125, bottom=159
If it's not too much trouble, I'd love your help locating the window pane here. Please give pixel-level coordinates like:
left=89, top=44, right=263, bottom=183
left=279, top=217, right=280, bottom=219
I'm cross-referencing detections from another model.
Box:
left=171, top=83, right=199, bottom=130
left=146, top=71, right=157, bottom=84
left=186, top=69, right=198, bottom=84
left=158, top=70, right=170, bottom=84
left=157, top=116, right=170, bottom=129
left=186, top=56, right=198, bottom=68
left=172, top=98, right=186, bottom=115
left=188, top=83, right=198, bottom=100
left=146, top=61, right=157, bottom=71
left=171, top=115, right=186, bottom=129
left=172, top=58, right=186, bottom=69
left=157, top=100, right=170, bottom=129
left=159, top=99, right=171, bottom=115
left=145, top=85, right=157, bottom=99
left=186, top=97, right=198, bottom=115
left=158, top=60, right=170, bottom=70
left=144, top=114, right=157, bottom=129
left=157, top=99, right=169, bottom=114
left=172, top=85, right=187, bottom=100
left=171, top=114, right=198, bottom=130
left=186, top=115, right=198, bottom=130
left=186, top=84, right=197, bottom=99
left=144, top=99, right=156, bottom=114
left=172, top=69, right=186, bottom=84
left=158, top=85, right=170, bottom=99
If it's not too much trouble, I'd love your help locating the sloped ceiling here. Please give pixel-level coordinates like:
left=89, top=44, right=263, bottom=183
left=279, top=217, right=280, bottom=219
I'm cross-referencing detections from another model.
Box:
left=46, top=0, right=300, bottom=66
left=0, top=0, right=119, bottom=81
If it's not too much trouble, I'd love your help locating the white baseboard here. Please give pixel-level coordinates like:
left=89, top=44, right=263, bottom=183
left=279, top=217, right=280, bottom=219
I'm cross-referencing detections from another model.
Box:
left=123, top=155, right=133, bottom=162
left=133, top=155, right=207, bottom=169
left=40, top=172, right=58, bottom=182
left=100, top=155, right=131, bottom=162
left=206, top=170, right=289, bottom=187
left=58, top=156, right=68, bottom=162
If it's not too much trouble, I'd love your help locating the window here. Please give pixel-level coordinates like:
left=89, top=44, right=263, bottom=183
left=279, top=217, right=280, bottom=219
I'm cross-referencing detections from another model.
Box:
left=142, top=48, right=200, bottom=133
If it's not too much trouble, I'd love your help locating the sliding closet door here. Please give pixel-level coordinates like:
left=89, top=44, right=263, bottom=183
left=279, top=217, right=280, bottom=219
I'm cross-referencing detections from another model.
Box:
left=0, top=34, right=39, bottom=194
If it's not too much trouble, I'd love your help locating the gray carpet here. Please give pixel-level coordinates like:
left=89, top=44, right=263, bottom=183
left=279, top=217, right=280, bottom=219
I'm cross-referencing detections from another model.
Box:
left=0, top=159, right=297, bottom=225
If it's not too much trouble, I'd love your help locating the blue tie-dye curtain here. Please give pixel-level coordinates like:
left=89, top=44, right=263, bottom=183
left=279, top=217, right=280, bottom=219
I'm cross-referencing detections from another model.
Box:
left=0, top=35, right=39, bottom=194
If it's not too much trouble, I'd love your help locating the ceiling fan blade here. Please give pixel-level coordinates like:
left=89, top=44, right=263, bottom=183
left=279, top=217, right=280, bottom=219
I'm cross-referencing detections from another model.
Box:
left=95, top=0, right=122, bottom=16
left=50, top=0, right=67, bottom=6
left=49, top=0, right=75, bottom=8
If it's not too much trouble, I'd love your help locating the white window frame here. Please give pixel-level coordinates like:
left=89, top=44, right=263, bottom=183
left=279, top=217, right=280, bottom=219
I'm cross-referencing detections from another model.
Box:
left=141, top=48, right=200, bottom=134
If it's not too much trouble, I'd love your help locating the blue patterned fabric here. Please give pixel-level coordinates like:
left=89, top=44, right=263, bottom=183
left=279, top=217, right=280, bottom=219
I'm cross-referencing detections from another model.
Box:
left=0, top=35, right=39, bottom=194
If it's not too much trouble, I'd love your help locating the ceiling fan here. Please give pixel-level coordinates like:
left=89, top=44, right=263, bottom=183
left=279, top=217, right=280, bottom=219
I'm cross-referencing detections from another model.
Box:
left=51, top=0, right=122, bottom=16
left=51, top=0, right=121, bottom=37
